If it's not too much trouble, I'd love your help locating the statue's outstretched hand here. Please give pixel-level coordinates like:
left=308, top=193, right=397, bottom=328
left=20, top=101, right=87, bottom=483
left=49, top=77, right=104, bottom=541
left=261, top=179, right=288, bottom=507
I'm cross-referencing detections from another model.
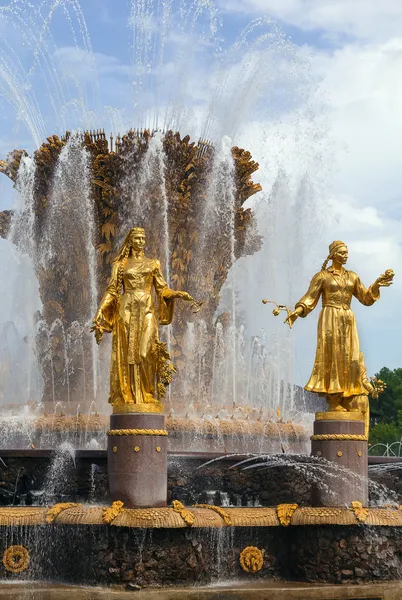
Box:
left=372, top=269, right=394, bottom=296
left=175, top=291, right=193, bottom=301
left=173, top=291, right=203, bottom=313
left=284, top=307, right=303, bottom=329
left=375, top=269, right=394, bottom=288
left=91, top=309, right=105, bottom=345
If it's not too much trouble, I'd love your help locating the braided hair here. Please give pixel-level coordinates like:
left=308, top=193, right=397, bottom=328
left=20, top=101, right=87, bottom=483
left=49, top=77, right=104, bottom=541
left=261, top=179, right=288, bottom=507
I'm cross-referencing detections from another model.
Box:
left=321, top=254, right=332, bottom=271
left=321, top=240, right=346, bottom=271
left=113, top=228, right=142, bottom=294
left=116, top=244, right=130, bottom=293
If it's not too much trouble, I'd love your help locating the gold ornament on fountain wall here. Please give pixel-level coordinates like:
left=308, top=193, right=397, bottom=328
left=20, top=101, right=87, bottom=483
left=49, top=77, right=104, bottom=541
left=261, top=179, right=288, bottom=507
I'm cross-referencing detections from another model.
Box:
left=91, top=227, right=202, bottom=414
left=193, top=504, right=232, bottom=526
left=172, top=500, right=195, bottom=527
left=276, top=503, right=298, bottom=527
left=239, top=546, right=264, bottom=573
left=102, top=501, right=125, bottom=524
left=2, top=545, right=30, bottom=573
left=45, top=503, right=81, bottom=524
left=350, top=501, right=369, bottom=523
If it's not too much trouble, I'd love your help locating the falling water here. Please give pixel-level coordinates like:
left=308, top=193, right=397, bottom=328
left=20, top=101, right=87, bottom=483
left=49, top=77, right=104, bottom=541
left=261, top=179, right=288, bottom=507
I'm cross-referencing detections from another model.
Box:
left=41, top=133, right=99, bottom=402
left=120, top=132, right=171, bottom=280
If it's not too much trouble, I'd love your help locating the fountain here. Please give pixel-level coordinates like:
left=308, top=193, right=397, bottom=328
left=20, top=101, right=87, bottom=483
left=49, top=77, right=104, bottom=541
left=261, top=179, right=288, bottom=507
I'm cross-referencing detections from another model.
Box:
left=0, top=1, right=401, bottom=598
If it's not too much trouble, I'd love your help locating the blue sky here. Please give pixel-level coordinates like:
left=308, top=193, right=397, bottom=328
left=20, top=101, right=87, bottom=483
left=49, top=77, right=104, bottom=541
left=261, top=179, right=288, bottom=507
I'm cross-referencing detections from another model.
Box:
left=0, top=0, right=401, bottom=386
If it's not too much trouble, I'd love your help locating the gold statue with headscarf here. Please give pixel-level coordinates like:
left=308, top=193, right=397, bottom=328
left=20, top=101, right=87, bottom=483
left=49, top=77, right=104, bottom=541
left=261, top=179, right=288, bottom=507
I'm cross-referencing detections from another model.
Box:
left=92, top=227, right=197, bottom=414
left=285, top=241, right=394, bottom=413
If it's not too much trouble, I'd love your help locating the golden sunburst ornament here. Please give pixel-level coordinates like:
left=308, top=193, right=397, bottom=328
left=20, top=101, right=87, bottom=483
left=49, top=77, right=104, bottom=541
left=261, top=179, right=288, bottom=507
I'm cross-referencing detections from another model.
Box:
left=239, top=546, right=264, bottom=573
left=2, top=545, right=30, bottom=573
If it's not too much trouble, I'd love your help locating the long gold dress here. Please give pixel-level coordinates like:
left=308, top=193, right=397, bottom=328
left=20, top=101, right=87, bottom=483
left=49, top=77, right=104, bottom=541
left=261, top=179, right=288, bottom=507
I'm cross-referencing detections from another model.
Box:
left=97, top=255, right=175, bottom=408
left=295, top=266, right=379, bottom=398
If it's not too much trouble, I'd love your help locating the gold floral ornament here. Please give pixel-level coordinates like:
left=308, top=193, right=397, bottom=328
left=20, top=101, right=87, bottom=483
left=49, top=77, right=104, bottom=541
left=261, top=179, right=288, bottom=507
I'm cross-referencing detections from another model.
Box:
left=370, top=376, right=387, bottom=398
left=172, top=500, right=195, bottom=526
left=239, top=546, right=264, bottom=573
left=2, top=545, right=30, bottom=573
left=45, top=503, right=81, bottom=524
left=350, top=501, right=369, bottom=523
left=156, top=341, right=176, bottom=398
left=103, top=501, right=125, bottom=524
left=276, top=503, right=298, bottom=526
left=262, top=300, right=293, bottom=328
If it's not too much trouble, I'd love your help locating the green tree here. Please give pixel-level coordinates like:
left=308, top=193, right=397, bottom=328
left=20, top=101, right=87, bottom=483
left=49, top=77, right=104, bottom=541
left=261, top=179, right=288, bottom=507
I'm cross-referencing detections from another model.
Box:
left=369, top=367, right=402, bottom=427
left=369, top=422, right=401, bottom=448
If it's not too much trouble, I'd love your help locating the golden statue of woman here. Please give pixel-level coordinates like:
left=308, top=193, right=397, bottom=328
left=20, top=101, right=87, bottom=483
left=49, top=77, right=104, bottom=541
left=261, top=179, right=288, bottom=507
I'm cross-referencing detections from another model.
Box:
left=285, top=240, right=394, bottom=412
left=92, top=227, right=195, bottom=413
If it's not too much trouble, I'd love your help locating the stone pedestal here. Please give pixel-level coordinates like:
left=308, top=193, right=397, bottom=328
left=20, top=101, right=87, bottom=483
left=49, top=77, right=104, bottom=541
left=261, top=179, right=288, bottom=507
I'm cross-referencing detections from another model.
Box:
left=107, top=412, right=168, bottom=508
left=311, top=413, right=368, bottom=507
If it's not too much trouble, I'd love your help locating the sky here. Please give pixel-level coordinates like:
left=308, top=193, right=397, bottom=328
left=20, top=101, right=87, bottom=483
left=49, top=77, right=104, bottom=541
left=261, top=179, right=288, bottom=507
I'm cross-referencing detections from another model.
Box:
left=0, top=0, right=401, bottom=388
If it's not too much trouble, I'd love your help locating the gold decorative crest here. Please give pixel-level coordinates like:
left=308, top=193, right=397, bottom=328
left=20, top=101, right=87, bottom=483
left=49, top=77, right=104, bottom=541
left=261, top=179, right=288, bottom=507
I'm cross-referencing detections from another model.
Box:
left=239, top=546, right=264, bottom=573
left=2, top=545, right=30, bottom=573
left=276, top=503, right=298, bottom=527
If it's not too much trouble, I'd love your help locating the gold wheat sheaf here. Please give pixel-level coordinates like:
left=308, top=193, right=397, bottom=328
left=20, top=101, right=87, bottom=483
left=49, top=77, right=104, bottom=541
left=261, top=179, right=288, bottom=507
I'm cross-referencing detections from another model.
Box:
left=103, top=501, right=125, bottom=524
left=239, top=546, right=264, bottom=573
left=350, top=501, right=369, bottom=523
left=2, top=545, right=30, bottom=573
left=172, top=500, right=195, bottom=526
left=276, top=503, right=298, bottom=526
left=45, top=503, right=81, bottom=523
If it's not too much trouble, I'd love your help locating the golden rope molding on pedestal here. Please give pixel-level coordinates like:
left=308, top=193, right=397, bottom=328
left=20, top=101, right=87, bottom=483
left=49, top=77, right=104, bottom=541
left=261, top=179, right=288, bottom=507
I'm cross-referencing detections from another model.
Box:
left=311, top=433, right=368, bottom=441
left=107, top=429, right=168, bottom=436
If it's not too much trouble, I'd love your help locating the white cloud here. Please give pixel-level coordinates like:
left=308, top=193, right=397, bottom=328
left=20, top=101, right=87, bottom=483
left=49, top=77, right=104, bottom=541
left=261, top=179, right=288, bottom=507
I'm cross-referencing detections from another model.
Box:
left=218, top=0, right=402, bottom=42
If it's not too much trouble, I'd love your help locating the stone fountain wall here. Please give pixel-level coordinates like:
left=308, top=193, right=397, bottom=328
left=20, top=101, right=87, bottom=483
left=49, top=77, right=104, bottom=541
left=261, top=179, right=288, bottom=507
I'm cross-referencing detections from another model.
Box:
left=1, top=520, right=402, bottom=587
left=0, top=453, right=398, bottom=508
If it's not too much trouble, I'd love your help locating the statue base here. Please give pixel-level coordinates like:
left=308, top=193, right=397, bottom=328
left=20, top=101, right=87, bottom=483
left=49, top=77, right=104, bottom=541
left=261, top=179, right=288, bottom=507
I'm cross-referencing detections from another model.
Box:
left=107, top=412, right=168, bottom=508
left=311, top=416, right=368, bottom=507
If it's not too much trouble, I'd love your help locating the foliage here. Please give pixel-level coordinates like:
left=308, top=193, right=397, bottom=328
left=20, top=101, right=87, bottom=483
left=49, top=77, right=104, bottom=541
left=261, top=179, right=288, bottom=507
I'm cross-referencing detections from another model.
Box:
left=370, top=367, right=402, bottom=426
left=369, top=422, right=401, bottom=447
left=369, top=367, right=402, bottom=447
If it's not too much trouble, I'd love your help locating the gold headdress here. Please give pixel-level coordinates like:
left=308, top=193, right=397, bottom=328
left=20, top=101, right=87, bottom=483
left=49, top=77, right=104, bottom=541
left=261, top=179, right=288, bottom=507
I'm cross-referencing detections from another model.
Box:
left=321, top=240, right=347, bottom=271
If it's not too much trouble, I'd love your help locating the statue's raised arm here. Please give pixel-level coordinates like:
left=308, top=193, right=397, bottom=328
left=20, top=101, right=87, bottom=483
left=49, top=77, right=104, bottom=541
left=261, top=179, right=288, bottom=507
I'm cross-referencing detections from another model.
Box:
left=91, top=227, right=198, bottom=414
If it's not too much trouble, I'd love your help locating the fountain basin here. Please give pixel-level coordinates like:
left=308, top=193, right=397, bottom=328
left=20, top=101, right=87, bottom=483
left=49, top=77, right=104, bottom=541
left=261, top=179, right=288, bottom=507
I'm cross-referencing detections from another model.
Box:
left=0, top=505, right=401, bottom=586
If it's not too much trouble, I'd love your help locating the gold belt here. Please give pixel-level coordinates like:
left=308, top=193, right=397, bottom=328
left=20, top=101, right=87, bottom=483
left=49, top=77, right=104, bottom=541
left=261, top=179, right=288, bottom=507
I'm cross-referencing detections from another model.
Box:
left=322, top=303, right=350, bottom=310
left=124, top=290, right=152, bottom=295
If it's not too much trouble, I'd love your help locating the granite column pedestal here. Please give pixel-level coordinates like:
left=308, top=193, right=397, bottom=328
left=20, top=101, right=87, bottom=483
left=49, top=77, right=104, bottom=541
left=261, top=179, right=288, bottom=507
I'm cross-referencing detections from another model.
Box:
left=311, top=414, right=368, bottom=507
left=107, top=412, right=168, bottom=508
